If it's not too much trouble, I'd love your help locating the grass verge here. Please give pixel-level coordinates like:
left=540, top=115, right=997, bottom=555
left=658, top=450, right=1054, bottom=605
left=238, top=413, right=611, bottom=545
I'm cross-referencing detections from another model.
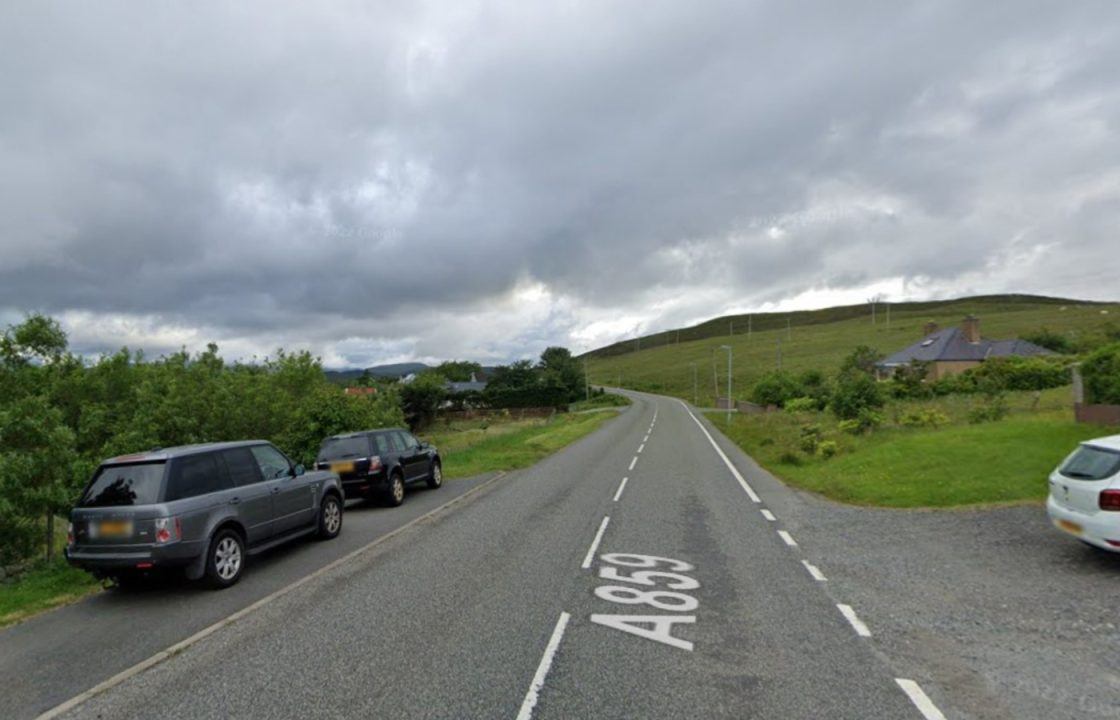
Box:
left=708, top=388, right=1110, bottom=508
left=424, top=410, right=619, bottom=479
left=0, top=559, right=101, bottom=628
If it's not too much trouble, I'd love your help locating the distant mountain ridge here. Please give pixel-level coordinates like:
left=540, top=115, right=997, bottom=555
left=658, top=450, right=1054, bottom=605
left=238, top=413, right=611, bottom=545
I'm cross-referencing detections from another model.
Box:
left=324, top=362, right=432, bottom=383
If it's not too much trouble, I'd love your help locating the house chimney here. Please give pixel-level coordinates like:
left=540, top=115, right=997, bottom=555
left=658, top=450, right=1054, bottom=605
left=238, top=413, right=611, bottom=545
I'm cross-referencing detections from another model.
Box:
left=923, top=321, right=939, bottom=337
left=962, top=315, right=981, bottom=343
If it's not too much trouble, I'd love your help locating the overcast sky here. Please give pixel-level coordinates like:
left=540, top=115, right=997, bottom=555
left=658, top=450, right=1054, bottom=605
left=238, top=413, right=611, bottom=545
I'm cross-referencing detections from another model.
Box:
left=1, top=2, right=1117, bottom=367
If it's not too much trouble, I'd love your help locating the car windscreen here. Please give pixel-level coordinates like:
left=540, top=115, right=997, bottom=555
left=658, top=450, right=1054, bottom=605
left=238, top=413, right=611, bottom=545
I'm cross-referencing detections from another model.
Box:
left=1059, top=445, right=1120, bottom=481
left=80, top=462, right=166, bottom=507
left=317, top=436, right=369, bottom=461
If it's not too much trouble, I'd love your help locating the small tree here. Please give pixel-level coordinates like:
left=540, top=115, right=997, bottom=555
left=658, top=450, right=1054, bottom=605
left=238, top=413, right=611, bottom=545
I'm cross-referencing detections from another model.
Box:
left=0, top=395, right=77, bottom=562
left=400, top=373, right=448, bottom=430
left=839, top=345, right=883, bottom=377
left=1082, top=342, right=1120, bottom=405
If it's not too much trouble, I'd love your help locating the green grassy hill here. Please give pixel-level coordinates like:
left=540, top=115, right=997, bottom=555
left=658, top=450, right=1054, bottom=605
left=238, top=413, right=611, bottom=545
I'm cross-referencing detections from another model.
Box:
left=583, top=294, right=1119, bottom=406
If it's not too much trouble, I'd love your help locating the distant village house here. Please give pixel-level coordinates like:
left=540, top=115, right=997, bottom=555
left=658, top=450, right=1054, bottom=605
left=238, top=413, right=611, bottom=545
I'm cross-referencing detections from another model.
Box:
left=876, top=315, right=1051, bottom=380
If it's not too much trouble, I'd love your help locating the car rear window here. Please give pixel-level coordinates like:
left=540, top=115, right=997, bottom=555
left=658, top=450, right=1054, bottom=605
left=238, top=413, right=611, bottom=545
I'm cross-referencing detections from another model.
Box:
left=80, top=462, right=166, bottom=507
left=1059, top=445, right=1120, bottom=481
left=318, top=436, right=369, bottom=461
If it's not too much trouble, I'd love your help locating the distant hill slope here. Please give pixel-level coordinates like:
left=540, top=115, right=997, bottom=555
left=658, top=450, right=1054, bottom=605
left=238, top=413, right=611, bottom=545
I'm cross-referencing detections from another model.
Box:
left=325, top=362, right=432, bottom=383
left=583, top=294, right=1118, bottom=406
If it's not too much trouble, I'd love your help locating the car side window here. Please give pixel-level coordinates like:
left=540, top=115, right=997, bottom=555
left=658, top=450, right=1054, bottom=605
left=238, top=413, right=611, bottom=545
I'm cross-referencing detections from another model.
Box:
left=222, top=448, right=263, bottom=486
left=385, top=432, right=403, bottom=453
left=395, top=431, right=418, bottom=451
left=374, top=433, right=392, bottom=456
left=250, top=445, right=293, bottom=480
left=165, top=452, right=231, bottom=501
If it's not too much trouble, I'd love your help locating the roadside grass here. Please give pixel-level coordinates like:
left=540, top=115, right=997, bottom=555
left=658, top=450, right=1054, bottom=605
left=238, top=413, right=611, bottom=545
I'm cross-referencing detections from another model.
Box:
left=423, top=410, right=619, bottom=479
left=587, top=296, right=1119, bottom=407
left=708, top=388, right=1111, bottom=508
left=0, top=559, right=100, bottom=628
left=569, top=393, right=632, bottom=412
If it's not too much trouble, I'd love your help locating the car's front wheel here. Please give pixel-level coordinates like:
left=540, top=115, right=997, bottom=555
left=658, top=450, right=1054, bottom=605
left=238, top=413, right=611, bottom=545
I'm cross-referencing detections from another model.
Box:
left=385, top=471, right=405, bottom=507
left=318, top=494, right=343, bottom=540
left=427, top=460, right=443, bottom=489
left=205, top=528, right=245, bottom=589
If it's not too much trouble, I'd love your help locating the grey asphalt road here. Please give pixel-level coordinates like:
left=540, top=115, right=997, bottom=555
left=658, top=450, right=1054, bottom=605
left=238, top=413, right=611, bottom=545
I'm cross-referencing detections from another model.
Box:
left=0, top=471, right=498, bottom=719
left=37, top=392, right=928, bottom=719
left=9, top=390, right=1114, bottom=719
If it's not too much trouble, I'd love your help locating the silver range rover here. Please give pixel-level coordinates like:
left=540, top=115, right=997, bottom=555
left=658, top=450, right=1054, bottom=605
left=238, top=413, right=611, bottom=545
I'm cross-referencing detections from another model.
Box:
left=66, top=440, right=344, bottom=589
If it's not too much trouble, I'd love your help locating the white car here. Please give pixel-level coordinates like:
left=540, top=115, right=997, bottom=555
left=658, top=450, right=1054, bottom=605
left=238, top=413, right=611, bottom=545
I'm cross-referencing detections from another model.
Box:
left=1047, top=434, right=1120, bottom=552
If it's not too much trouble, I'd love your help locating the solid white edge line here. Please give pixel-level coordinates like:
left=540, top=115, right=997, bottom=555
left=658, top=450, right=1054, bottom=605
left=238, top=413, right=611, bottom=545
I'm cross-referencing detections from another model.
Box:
left=628, top=456, right=638, bottom=471
left=760, top=509, right=776, bottom=522
left=637, top=443, right=645, bottom=453
left=895, top=679, right=948, bottom=720
left=516, top=612, right=572, bottom=720
left=801, top=559, right=827, bottom=582
left=837, top=604, right=872, bottom=637
left=778, top=530, right=798, bottom=547
left=680, top=401, right=761, bottom=503
left=37, top=470, right=512, bottom=720
left=581, top=516, right=611, bottom=569
left=613, top=477, right=629, bottom=502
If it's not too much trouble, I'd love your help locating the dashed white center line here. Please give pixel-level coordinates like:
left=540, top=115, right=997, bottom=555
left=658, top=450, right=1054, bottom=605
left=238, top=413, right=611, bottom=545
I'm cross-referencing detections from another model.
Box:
left=895, top=679, right=948, bottom=720
left=681, top=403, right=760, bottom=503
left=581, top=516, right=611, bottom=569
left=760, top=509, right=776, bottom=522
left=837, top=604, right=872, bottom=637
left=643, top=434, right=649, bottom=442
left=801, top=559, right=827, bottom=582
left=628, top=456, right=638, bottom=471
left=637, top=443, right=645, bottom=454
left=516, top=611, right=571, bottom=720
left=777, top=530, right=798, bottom=547
left=613, top=477, right=629, bottom=502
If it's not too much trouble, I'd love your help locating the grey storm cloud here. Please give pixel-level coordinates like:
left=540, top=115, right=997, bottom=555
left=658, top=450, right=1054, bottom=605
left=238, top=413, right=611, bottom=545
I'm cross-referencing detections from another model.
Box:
left=1, top=1, right=1118, bottom=365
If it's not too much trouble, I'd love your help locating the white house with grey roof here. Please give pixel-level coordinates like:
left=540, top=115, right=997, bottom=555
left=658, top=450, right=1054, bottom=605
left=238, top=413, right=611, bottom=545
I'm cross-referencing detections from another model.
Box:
left=877, top=316, right=1052, bottom=380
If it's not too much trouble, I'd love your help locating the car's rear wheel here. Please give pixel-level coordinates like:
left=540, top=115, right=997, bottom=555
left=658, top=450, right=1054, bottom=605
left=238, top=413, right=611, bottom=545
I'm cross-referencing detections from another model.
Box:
left=205, top=528, right=245, bottom=589
left=427, top=460, right=443, bottom=489
left=385, top=471, right=405, bottom=507
left=318, top=494, right=343, bottom=539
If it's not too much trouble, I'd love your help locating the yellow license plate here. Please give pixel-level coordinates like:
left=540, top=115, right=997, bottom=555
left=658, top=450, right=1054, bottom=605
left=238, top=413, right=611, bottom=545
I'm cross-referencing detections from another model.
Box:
left=330, top=462, right=355, bottom=474
left=1056, top=518, right=1083, bottom=535
left=98, top=520, right=133, bottom=538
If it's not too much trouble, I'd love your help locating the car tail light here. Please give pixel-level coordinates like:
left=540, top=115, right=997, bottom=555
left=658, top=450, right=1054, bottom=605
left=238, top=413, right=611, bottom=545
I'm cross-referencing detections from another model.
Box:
left=1106, top=539, right=1120, bottom=547
left=155, top=517, right=181, bottom=544
left=67, top=522, right=74, bottom=547
left=1099, top=490, right=1120, bottom=511
left=368, top=456, right=383, bottom=474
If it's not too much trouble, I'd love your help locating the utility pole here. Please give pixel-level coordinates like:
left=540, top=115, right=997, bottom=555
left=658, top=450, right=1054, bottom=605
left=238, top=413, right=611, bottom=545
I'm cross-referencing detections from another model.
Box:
left=719, top=345, right=732, bottom=425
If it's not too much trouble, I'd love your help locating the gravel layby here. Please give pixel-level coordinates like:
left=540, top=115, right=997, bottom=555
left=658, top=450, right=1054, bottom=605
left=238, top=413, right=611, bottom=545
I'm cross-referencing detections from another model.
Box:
left=728, top=443, right=1120, bottom=720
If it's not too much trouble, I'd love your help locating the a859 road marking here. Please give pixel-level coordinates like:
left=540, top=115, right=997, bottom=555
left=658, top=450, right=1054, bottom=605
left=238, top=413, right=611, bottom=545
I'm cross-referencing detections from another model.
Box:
left=589, top=553, right=698, bottom=652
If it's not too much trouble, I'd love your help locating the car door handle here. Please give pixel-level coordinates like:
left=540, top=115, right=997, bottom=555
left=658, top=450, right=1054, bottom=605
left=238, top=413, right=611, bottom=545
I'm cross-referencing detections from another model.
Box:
left=229, top=497, right=241, bottom=505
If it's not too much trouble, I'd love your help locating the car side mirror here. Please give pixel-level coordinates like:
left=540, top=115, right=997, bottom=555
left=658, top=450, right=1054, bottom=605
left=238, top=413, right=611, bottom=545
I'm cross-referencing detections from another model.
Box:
left=294, top=464, right=306, bottom=476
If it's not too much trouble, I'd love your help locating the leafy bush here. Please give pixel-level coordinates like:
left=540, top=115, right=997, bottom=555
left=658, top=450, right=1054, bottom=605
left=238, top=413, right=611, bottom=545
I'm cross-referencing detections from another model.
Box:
left=830, top=371, right=885, bottom=420
left=817, top=440, right=838, bottom=459
left=750, top=371, right=804, bottom=408
left=778, top=450, right=803, bottom=465
left=1082, top=342, right=1120, bottom=405
left=900, top=408, right=949, bottom=428
left=795, top=369, right=832, bottom=409
left=839, top=345, right=883, bottom=377
left=967, top=398, right=1010, bottom=424
left=1021, top=328, right=1073, bottom=354
left=784, top=396, right=819, bottom=413
left=968, top=356, right=1069, bottom=392
left=837, top=418, right=862, bottom=434
left=890, top=361, right=932, bottom=399
left=798, top=424, right=823, bottom=454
